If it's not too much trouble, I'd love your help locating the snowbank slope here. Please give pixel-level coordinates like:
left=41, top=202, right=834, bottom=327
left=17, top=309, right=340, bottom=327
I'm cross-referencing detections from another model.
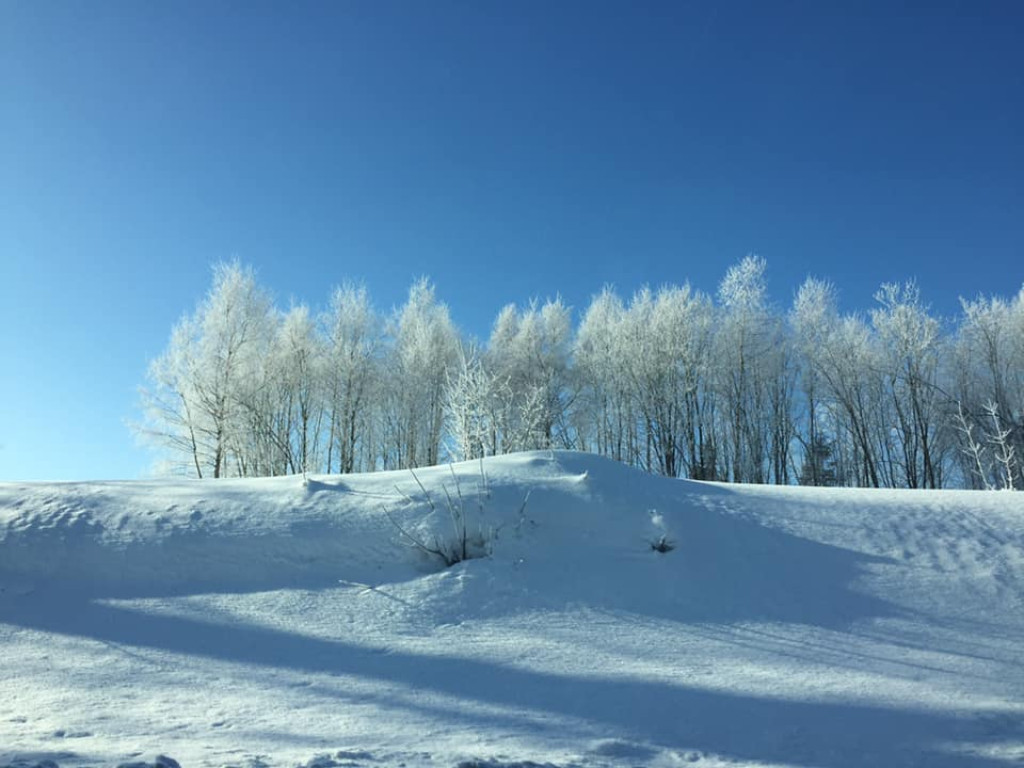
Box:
left=2, top=452, right=1023, bottom=768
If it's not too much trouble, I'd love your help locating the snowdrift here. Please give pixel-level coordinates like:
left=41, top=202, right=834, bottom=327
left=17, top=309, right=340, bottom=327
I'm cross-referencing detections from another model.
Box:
left=1, top=452, right=1023, bottom=768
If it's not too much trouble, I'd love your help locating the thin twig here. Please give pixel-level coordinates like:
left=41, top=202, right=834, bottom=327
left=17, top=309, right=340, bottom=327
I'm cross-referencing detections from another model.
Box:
left=408, top=467, right=436, bottom=513
left=382, top=504, right=455, bottom=566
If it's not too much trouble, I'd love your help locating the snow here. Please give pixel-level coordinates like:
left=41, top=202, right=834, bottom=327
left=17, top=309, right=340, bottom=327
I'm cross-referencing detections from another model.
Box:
left=1, top=451, right=1023, bottom=768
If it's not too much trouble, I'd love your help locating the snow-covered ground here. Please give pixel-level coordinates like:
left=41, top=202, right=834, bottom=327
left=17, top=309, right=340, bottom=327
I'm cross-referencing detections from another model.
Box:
left=2, top=451, right=1023, bottom=768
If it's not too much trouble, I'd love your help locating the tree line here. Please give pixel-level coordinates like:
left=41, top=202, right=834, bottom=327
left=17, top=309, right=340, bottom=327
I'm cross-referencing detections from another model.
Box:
left=138, top=258, right=1023, bottom=489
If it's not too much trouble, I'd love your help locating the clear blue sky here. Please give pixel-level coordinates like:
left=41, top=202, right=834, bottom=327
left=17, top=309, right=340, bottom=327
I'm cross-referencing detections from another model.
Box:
left=1, top=0, right=1021, bottom=481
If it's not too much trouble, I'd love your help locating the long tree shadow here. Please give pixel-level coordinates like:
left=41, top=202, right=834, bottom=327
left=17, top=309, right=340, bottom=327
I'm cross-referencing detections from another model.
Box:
left=3, top=593, right=1017, bottom=768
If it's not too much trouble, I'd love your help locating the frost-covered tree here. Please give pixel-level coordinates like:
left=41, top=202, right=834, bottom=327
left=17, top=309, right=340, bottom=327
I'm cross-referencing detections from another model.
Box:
left=322, top=283, right=379, bottom=474
left=790, top=280, right=889, bottom=487
left=271, top=304, right=327, bottom=475
left=485, top=298, right=574, bottom=453
left=140, top=261, right=275, bottom=478
left=575, top=287, right=632, bottom=462
left=715, top=255, right=774, bottom=483
left=443, top=342, right=509, bottom=461
left=618, top=284, right=716, bottom=477
left=952, top=287, right=1024, bottom=489
left=386, top=278, right=460, bottom=469
left=870, top=282, right=945, bottom=488
left=224, top=304, right=326, bottom=477
left=762, top=313, right=798, bottom=484
left=140, top=316, right=210, bottom=477
left=791, top=278, right=839, bottom=486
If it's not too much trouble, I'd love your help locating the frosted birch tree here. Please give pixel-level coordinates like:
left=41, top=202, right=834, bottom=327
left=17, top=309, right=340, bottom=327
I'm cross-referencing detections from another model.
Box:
left=575, top=288, right=632, bottom=462
left=388, top=278, right=460, bottom=468
left=618, top=284, right=715, bottom=477
left=141, top=261, right=275, bottom=478
left=485, top=298, right=573, bottom=452
left=271, top=304, right=327, bottom=475
left=716, top=255, right=773, bottom=483
left=870, top=282, right=945, bottom=488
left=322, top=283, right=379, bottom=474
left=791, top=278, right=839, bottom=485
left=952, top=287, right=1024, bottom=489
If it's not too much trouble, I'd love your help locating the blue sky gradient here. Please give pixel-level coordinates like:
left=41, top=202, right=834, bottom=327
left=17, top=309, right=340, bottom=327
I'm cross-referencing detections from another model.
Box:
left=1, top=0, right=1022, bottom=480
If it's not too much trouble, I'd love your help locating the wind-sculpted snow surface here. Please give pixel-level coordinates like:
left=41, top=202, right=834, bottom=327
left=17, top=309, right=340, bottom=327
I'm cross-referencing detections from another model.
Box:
left=2, top=452, right=1023, bottom=768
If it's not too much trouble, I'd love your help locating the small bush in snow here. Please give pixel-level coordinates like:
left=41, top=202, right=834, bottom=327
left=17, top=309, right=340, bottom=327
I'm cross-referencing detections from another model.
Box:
left=117, top=757, right=181, bottom=768
left=648, top=509, right=675, bottom=552
left=650, top=534, right=675, bottom=553
left=385, top=462, right=497, bottom=568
